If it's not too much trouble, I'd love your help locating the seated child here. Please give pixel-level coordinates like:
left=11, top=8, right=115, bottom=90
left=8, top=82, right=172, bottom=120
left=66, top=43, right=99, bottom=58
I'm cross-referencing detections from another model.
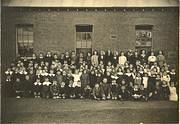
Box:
left=33, top=78, right=42, bottom=98
left=100, top=78, right=111, bottom=100
left=132, top=84, right=141, bottom=100
left=50, top=80, right=59, bottom=99
left=93, top=83, right=101, bottom=100
left=42, top=78, right=52, bottom=99
left=84, top=85, right=92, bottom=99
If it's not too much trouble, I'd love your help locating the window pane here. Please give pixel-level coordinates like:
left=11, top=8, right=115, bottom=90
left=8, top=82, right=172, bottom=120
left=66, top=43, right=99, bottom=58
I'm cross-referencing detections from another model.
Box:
left=86, top=33, right=92, bottom=41
left=76, top=42, right=82, bottom=48
left=86, top=42, right=92, bottom=48
left=81, top=42, right=87, bottom=48
left=16, top=24, right=33, bottom=56
left=76, top=32, right=81, bottom=41
left=82, top=33, right=86, bottom=40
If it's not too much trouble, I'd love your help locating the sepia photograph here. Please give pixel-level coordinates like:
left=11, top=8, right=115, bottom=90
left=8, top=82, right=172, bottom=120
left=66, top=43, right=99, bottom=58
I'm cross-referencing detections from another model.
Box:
left=1, top=0, right=179, bottom=123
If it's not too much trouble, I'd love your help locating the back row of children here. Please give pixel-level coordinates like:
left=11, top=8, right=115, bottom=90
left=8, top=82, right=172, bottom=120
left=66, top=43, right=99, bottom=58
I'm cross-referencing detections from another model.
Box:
left=5, top=49, right=178, bottom=101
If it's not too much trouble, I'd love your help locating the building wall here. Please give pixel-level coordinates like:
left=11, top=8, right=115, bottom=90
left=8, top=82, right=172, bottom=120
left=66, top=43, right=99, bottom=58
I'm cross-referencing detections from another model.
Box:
left=2, top=7, right=179, bottom=68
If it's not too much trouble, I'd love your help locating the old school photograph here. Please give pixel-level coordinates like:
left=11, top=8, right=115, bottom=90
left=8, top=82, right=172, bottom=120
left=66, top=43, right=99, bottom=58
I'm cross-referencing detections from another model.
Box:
left=1, top=0, right=179, bottom=123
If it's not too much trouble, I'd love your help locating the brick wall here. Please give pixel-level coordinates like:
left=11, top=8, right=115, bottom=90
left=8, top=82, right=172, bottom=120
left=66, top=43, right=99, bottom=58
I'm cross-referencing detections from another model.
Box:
left=2, top=7, right=179, bottom=68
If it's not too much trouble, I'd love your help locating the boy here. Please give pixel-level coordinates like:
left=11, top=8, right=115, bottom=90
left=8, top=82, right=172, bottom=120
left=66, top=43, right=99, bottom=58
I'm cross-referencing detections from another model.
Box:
left=92, top=83, right=101, bottom=100
left=50, top=80, right=59, bottom=99
left=111, top=79, right=118, bottom=100
left=100, top=78, right=111, bottom=100
left=161, top=81, right=170, bottom=100
left=132, top=84, right=141, bottom=101
left=13, top=78, right=23, bottom=98
left=80, top=69, right=91, bottom=98
left=42, top=78, right=52, bottom=99
left=118, top=79, right=129, bottom=100
left=89, top=70, right=97, bottom=89
left=33, top=78, right=42, bottom=98
left=24, top=75, right=33, bottom=97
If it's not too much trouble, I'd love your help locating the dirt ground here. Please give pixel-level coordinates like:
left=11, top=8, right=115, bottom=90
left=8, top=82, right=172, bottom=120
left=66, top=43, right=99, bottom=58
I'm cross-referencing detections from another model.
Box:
left=1, top=98, right=179, bottom=124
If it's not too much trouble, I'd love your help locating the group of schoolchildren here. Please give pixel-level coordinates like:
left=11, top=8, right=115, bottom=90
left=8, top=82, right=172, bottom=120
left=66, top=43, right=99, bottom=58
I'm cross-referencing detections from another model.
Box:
left=4, top=49, right=178, bottom=101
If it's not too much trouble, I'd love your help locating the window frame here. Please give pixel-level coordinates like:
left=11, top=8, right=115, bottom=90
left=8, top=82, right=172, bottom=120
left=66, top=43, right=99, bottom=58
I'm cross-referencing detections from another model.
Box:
left=135, top=25, right=153, bottom=48
left=16, top=24, right=34, bottom=57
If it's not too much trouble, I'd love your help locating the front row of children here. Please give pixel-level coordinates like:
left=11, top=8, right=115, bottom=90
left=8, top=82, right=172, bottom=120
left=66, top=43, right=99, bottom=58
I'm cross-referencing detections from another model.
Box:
left=9, top=69, right=177, bottom=101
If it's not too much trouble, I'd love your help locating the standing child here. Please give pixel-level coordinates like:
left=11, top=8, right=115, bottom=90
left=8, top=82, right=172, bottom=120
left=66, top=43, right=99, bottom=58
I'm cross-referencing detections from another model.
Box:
left=72, top=70, right=82, bottom=98
left=161, top=81, right=170, bottom=100
left=100, top=78, right=111, bottom=100
left=169, top=82, right=178, bottom=101
left=142, top=73, right=149, bottom=100
left=33, top=78, right=42, bottom=98
left=14, top=78, right=23, bottom=98
left=111, top=79, right=118, bottom=100
left=42, top=78, right=52, bottom=99
left=80, top=70, right=91, bottom=98
left=50, top=80, right=59, bottom=99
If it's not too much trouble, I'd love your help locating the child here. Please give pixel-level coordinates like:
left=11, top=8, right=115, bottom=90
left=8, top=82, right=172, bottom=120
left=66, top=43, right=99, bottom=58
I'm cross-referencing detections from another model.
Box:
left=169, top=68, right=177, bottom=92
left=151, top=81, right=162, bottom=100
left=5, top=75, right=13, bottom=97
left=142, top=73, right=149, bottom=99
left=72, top=70, right=82, bottom=98
left=118, top=79, right=128, bottom=100
left=134, top=73, right=142, bottom=88
left=100, top=78, right=111, bottom=100
left=48, top=70, right=56, bottom=82
left=92, top=83, right=101, bottom=100
left=140, top=84, right=148, bottom=101
left=118, top=52, right=127, bottom=66
left=50, top=80, right=59, bottom=99
left=89, top=70, right=97, bottom=89
left=169, top=82, right=178, bottom=101
left=13, top=78, right=23, bottom=98
left=24, top=75, right=33, bottom=97
left=132, top=84, right=141, bottom=100
left=33, top=78, right=42, bottom=98
left=42, top=78, right=52, bottom=99
left=80, top=70, right=90, bottom=98
left=111, top=79, right=118, bottom=100
left=148, top=51, right=157, bottom=67
left=91, top=51, right=99, bottom=67
left=161, top=81, right=170, bottom=100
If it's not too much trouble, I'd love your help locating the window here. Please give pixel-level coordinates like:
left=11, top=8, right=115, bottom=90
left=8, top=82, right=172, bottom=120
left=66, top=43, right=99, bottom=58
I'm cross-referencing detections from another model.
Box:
left=135, top=25, right=153, bottom=48
left=16, top=24, right=34, bottom=57
left=76, top=25, right=92, bottom=49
